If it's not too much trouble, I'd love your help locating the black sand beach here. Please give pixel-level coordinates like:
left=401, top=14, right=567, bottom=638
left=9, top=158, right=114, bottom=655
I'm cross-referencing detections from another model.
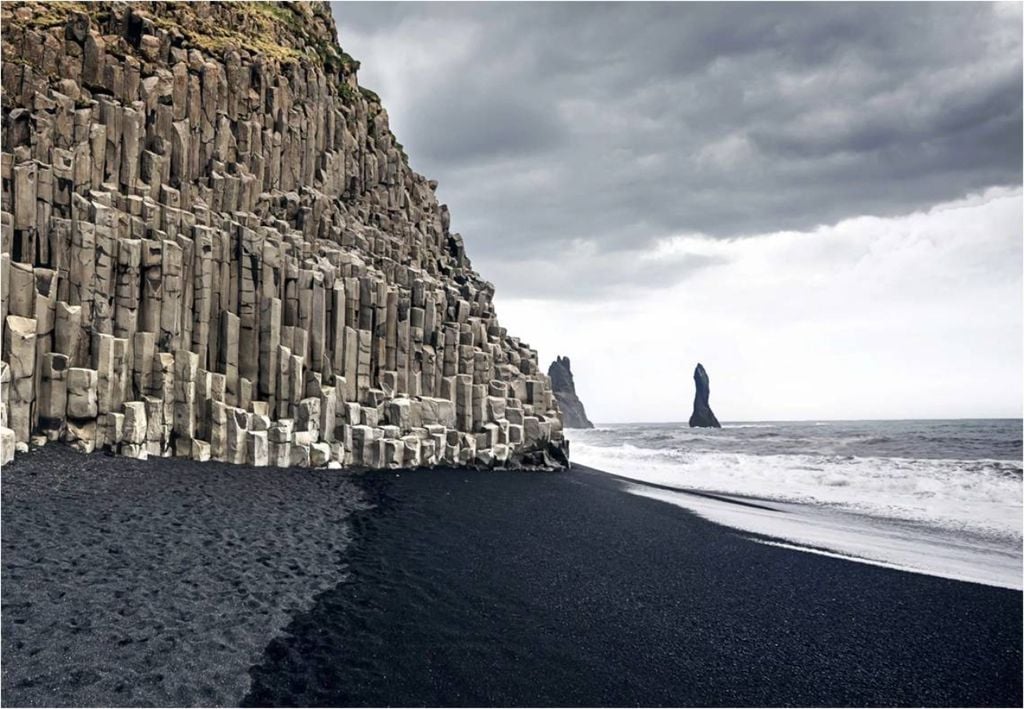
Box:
left=1, top=446, right=369, bottom=707
left=3, top=448, right=1021, bottom=707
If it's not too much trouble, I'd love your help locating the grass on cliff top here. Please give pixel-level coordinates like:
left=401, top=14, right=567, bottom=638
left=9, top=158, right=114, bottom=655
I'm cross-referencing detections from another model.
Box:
left=146, top=2, right=334, bottom=65
left=6, top=1, right=403, bottom=157
left=3, top=1, right=111, bottom=30
left=3, top=1, right=359, bottom=72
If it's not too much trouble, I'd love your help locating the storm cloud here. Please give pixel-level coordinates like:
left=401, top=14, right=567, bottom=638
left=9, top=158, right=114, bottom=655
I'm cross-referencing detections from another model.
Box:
left=331, top=2, right=1021, bottom=297
left=328, top=2, right=1022, bottom=420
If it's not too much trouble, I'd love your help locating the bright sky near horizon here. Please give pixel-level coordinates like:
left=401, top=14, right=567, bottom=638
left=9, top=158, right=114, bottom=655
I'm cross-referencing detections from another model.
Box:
left=331, top=2, right=1023, bottom=422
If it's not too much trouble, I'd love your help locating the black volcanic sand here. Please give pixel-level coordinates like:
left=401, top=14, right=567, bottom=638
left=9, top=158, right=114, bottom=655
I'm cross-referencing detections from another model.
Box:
left=244, top=465, right=1022, bottom=708
left=1, top=446, right=368, bottom=707
left=3, top=451, right=1021, bottom=707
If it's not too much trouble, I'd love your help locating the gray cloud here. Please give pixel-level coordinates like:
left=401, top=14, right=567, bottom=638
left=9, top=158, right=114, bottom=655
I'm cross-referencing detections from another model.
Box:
left=482, top=248, right=728, bottom=302
left=331, top=1, right=1022, bottom=297
left=409, top=92, right=567, bottom=164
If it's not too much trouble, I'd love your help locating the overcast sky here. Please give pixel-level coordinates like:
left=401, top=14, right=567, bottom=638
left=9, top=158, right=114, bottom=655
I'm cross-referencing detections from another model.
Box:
left=331, top=2, right=1023, bottom=422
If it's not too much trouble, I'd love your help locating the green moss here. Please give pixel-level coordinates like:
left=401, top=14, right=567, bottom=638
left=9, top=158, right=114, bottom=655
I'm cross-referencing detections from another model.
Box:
left=3, top=1, right=356, bottom=68
left=359, top=86, right=381, bottom=104
left=4, top=0, right=374, bottom=117
left=152, top=4, right=306, bottom=62
left=249, top=2, right=301, bottom=30
left=338, top=50, right=361, bottom=72
left=4, top=1, right=101, bottom=30
left=339, top=82, right=357, bottom=103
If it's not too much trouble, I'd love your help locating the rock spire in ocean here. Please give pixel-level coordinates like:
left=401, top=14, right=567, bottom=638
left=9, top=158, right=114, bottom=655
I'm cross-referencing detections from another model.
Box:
left=688, top=363, right=721, bottom=428
left=0, top=1, right=567, bottom=469
left=548, top=356, right=593, bottom=429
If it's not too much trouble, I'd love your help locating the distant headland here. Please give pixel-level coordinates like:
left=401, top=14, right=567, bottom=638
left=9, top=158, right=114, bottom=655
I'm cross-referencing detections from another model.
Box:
left=548, top=356, right=593, bottom=429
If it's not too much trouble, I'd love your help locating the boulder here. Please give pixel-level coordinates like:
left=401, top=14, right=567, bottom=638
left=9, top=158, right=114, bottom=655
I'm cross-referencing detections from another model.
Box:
left=191, top=439, right=211, bottom=462
left=0, top=426, right=15, bottom=464
left=247, top=430, right=269, bottom=467
left=66, top=368, right=98, bottom=419
left=122, top=401, right=147, bottom=444
left=64, top=419, right=96, bottom=454
left=418, top=397, right=456, bottom=428
left=384, top=398, right=412, bottom=430
left=309, top=441, right=331, bottom=467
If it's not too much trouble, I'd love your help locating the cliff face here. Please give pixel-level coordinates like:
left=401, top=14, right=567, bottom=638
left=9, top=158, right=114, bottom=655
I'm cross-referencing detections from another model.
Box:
left=688, top=363, right=721, bottom=428
left=0, top=1, right=567, bottom=469
left=548, top=356, right=593, bottom=429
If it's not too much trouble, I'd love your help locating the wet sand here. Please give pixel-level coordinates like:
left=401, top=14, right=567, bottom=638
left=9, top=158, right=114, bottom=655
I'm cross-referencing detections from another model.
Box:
left=3, top=449, right=1021, bottom=707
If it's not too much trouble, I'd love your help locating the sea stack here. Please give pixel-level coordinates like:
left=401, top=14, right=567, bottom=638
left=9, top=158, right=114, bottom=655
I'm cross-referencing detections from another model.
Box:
left=688, top=363, right=721, bottom=428
left=548, top=356, right=593, bottom=429
left=0, top=1, right=568, bottom=470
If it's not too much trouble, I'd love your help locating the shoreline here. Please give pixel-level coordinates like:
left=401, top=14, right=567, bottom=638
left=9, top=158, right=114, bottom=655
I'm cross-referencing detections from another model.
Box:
left=245, top=463, right=1021, bottom=706
left=3, top=448, right=1021, bottom=707
left=614, top=476, right=1023, bottom=591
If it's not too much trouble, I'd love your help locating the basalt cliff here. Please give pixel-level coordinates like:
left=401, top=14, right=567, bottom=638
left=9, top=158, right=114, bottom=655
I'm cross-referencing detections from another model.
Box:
left=548, top=356, right=592, bottom=429
left=0, top=1, right=567, bottom=469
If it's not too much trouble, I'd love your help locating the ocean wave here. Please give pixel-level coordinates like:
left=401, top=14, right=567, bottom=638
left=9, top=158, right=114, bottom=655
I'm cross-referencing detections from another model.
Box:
left=569, top=421, right=1023, bottom=461
left=570, top=440, right=1023, bottom=541
left=858, top=436, right=894, bottom=445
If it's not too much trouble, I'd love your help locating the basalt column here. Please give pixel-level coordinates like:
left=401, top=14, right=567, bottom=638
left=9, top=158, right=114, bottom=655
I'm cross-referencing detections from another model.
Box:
left=0, top=1, right=567, bottom=469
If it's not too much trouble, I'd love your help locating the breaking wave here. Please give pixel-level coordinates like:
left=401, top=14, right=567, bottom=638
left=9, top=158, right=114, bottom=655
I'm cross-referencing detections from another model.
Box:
left=570, top=420, right=1023, bottom=542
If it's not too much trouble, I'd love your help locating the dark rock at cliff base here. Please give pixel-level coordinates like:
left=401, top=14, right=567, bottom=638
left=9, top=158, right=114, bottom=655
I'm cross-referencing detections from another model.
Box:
left=548, top=357, right=594, bottom=429
left=689, top=363, right=721, bottom=428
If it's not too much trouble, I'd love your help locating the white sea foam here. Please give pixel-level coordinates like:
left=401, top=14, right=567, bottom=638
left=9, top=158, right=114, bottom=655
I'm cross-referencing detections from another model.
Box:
left=572, top=437, right=1022, bottom=541
left=573, top=420, right=1024, bottom=589
left=570, top=422, right=1023, bottom=587
left=627, top=485, right=1023, bottom=590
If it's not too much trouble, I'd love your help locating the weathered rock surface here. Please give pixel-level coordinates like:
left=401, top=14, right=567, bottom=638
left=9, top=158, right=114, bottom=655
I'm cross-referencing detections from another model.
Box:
left=0, top=1, right=567, bottom=469
left=688, top=363, right=721, bottom=428
left=548, top=356, right=593, bottom=429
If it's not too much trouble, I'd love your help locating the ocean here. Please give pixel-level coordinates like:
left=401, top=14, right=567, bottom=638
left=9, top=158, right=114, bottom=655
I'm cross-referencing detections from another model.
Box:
left=570, top=419, right=1023, bottom=588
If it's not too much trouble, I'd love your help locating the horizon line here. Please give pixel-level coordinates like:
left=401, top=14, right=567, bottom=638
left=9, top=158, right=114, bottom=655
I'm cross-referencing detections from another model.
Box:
left=584, top=417, right=1024, bottom=426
